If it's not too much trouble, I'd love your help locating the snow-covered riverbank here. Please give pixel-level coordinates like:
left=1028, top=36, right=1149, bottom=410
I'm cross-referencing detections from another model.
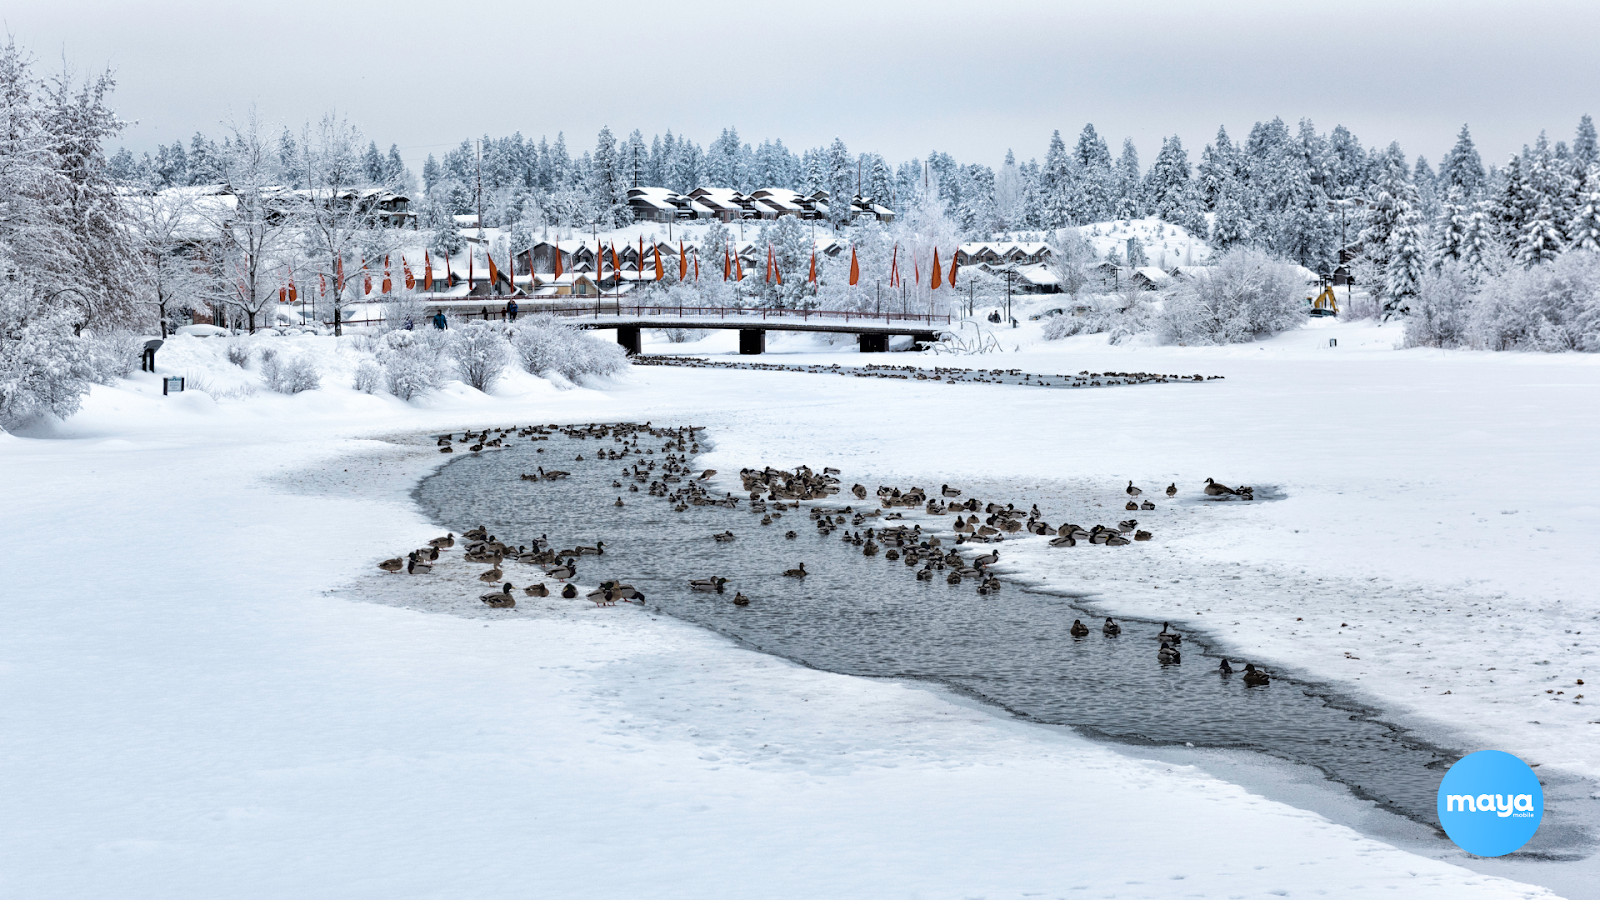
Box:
left=3, top=319, right=1594, bottom=898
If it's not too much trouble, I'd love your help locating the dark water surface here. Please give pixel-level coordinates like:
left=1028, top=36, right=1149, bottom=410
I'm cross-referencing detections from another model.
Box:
left=415, top=428, right=1462, bottom=829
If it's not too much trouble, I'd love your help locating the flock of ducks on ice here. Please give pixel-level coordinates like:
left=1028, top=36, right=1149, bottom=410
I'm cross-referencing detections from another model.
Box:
left=376, top=420, right=1271, bottom=682
left=635, top=356, right=1225, bottom=391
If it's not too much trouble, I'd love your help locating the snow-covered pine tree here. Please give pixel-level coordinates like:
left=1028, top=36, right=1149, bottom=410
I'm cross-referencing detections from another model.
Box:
left=1439, top=125, right=1486, bottom=199
left=1040, top=130, right=1073, bottom=228
left=588, top=126, right=631, bottom=228
left=1147, top=135, right=1195, bottom=226
left=1211, top=186, right=1252, bottom=250
left=1432, top=188, right=1470, bottom=271
left=1357, top=151, right=1411, bottom=307
left=825, top=138, right=854, bottom=228
left=1384, top=207, right=1427, bottom=317
left=1196, top=126, right=1238, bottom=210
left=1460, top=201, right=1499, bottom=279
left=1114, top=138, right=1142, bottom=218
left=1515, top=198, right=1564, bottom=268
left=1568, top=163, right=1600, bottom=252
left=1275, top=165, right=1336, bottom=274
left=1071, top=124, right=1114, bottom=223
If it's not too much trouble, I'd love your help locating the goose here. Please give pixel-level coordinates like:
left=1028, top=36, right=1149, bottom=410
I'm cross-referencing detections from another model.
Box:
left=478, top=564, right=504, bottom=583
left=1242, top=664, right=1270, bottom=686
left=378, top=556, right=405, bottom=573
left=480, top=582, right=517, bottom=608
left=689, top=576, right=728, bottom=593
left=1070, top=619, right=1090, bottom=637
left=1103, top=617, right=1122, bottom=636
left=523, top=583, right=550, bottom=597
left=1166, top=483, right=1177, bottom=497
left=546, top=564, right=576, bottom=580
left=1126, top=481, right=1142, bottom=497
left=1158, top=642, right=1181, bottom=665
left=1139, top=499, right=1155, bottom=511
left=713, top=531, right=736, bottom=543
left=428, top=533, right=455, bottom=549
left=941, top=484, right=961, bottom=498
left=1204, top=478, right=1237, bottom=496
left=1217, top=658, right=1234, bottom=675
left=1157, top=622, right=1182, bottom=644
left=732, top=592, right=750, bottom=606
left=561, top=583, right=578, bottom=599
left=782, top=563, right=808, bottom=578
left=574, top=542, right=605, bottom=555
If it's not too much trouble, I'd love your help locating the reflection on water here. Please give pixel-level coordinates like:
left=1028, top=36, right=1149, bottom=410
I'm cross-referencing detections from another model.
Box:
left=415, top=427, right=1458, bottom=827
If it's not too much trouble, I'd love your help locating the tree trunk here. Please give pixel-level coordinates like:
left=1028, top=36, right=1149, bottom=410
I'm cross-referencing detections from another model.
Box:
left=334, top=306, right=342, bottom=337
left=247, top=311, right=257, bottom=334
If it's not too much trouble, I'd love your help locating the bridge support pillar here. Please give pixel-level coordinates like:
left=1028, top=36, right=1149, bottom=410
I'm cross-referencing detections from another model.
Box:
left=910, top=331, right=939, bottom=350
left=857, top=332, right=888, bottom=353
left=739, top=328, right=766, bottom=355
left=616, top=325, right=641, bottom=356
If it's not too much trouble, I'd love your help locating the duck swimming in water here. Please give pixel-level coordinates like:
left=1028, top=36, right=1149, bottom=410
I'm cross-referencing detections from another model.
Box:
left=1103, top=617, right=1121, bottom=636
left=1158, top=642, right=1181, bottom=665
left=1070, top=619, right=1089, bottom=637
left=1217, top=658, right=1234, bottom=675
left=1242, top=664, right=1270, bottom=686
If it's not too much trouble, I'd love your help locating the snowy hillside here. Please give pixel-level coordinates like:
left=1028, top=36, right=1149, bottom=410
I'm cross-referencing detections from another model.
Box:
left=1079, top=215, right=1212, bottom=266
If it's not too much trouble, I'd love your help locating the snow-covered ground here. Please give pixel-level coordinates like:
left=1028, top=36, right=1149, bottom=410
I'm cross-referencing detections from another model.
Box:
left=3, top=317, right=1596, bottom=898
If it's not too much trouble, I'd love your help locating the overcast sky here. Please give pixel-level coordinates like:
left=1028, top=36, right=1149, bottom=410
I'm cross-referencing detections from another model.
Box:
left=9, top=0, right=1599, bottom=175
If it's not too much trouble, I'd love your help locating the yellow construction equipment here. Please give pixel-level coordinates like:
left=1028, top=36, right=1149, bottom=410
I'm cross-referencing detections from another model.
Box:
left=1308, top=285, right=1339, bottom=316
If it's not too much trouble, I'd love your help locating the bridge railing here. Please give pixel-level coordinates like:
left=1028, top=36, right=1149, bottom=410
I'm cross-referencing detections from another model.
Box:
left=316, top=304, right=950, bottom=329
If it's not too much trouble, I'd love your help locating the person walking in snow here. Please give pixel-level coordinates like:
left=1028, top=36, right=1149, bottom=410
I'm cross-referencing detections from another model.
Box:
left=506, top=298, right=518, bottom=322
left=432, top=311, right=448, bottom=330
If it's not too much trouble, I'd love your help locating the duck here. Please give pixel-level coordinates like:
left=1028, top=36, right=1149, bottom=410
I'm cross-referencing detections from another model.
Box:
left=1070, top=619, right=1090, bottom=637
left=1217, top=658, right=1234, bottom=675
left=973, top=550, right=1000, bottom=569
left=1103, top=617, right=1122, bottom=636
left=407, top=554, right=433, bottom=575
left=614, top=497, right=625, bottom=507
left=574, top=542, right=605, bottom=555
left=785, top=530, right=797, bottom=540
left=1125, top=500, right=1139, bottom=511
left=941, top=484, right=961, bottom=498
left=1126, top=481, right=1142, bottom=497
left=480, top=582, right=517, bottom=608
left=1204, top=477, right=1237, bottom=496
left=782, top=563, right=808, bottom=578
left=1140, top=499, right=1155, bottom=511
left=478, top=564, right=504, bottom=583
left=1049, top=534, right=1077, bottom=547
left=1158, top=642, right=1181, bottom=665
left=428, top=533, right=455, bottom=549
left=1242, top=664, right=1270, bottom=686
left=713, top=531, right=736, bottom=543
left=561, top=583, right=578, bottom=599
left=1134, top=530, right=1152, bottom=541
left=586, top=587, right=616, bottom=607
left=852, top=484, right=868, bottom=499
left=1157, top=622, right=1182, bottom=644
left=1105, top=534, right=1131, bottom=546
left=689, top=576, right=728, bottom=593
left=885, top=548, right=900, bottom=560
left=863, top=541, right=879, bottom=556
left=915, top=567, right=934, bottom=581
left=732, top=592, right=750, bottom=606
left=378, top=556, right=405, bottom=573
left=700, top=469, right=717, bottom=480
left=946, top=570, right=962, bottom=584
left=523, top=583, right=549, bottom=597
left=1166, top=482, right=1177, bottom=497
left=546, top=564, right=576, bottom=580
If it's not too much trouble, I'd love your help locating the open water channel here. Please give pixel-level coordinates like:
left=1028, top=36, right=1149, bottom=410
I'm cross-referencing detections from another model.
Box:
left=410, top=424, right=1484, bottom=834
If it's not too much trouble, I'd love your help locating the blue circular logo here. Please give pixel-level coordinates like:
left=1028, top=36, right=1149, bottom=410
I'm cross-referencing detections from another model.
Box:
left=1437, top=750, right=1543, bottom=857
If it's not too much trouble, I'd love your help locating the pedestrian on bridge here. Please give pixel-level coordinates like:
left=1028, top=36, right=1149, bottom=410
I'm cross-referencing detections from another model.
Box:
left=506, top=298, right=519, bottom=322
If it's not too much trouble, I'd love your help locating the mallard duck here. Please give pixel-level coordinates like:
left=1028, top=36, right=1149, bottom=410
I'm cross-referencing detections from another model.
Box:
left=1049, top=534, right=1076, bottom=547
left=782, top=563, right=808, bottom=578
left=945, top=570, right=962, bottom=584
left=1243, top=664, right=1270, bottom=686
left=575, top=542, right=605, bottom=555
left=863, top=541, right=878, bottom=556
left=586, top=588, right=616, bottom=606
left=1166, top=483, right=1177, bottom=497
left=973, top=550, right=999, bottom=569
left=732, top=592, right=750, bottom=606
left=1158, top=642, right=1181, bottom=664
left=1126, top=481, right=1142, bottom=497
left=1125, top=500, right=1139, bottom=511
left=428, top=533, right=455, bottom=549
left=1103, top=617, right=1121, bottom=636
left=1204, top=477, right=1237, bottom=496
left=1134, top=530, right=1152, bottom=541
left=546, top=564, right=576, bottom=580
left=713, top=531, right=736, bottom=543
left=478, top=564, right=504, bottom=583
left=480, top=582, right=516, bottom=608
left=1070, top=619, right=1089, bottom=637
left=941, top=484, right=961, bottom=498
left=785, top=530, right=797, bottom=539
left=378, top=556, right=405, bottom=573
left=885, top=548, right=900, bottom=560
left=1105, top=533, right=1131, bottom=546
left=524, top=583, right=549, bottom=597
left=407, top=555, right=433, bottom=575
left=852, top=484, right=868, bottom=499
left=614, top=497, right=625, bottom=507
left=689, top=576, right=728, bottom=593
left=561, top=583, right=578, bottom=599
left=1217, top=658, right=1234, bottom=675
left=1139, top=499, right=1155, bottom=511
left=1157, top=622, right=1182, bottom=644
left=1117, top=519, right=1138, bottom=533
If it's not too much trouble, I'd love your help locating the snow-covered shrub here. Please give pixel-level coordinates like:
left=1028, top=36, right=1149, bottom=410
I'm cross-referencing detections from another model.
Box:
left=511, top=315, right=628, bottom=382
left=0, top=282, right=94, bottom=430
left=352, top=358, right=384, bottom=394
left=83, top=330, right=142, bottom=384
left=1404, top=264, right=1475, bottom=349
left=1468, top=251, right=1600, bottom=352
left=1042, top=291, right=1154, bottom=345
left=260, top=352, right=321, bottom=394
left=225, top=339, right=251, bottom=367
left=445, top=320, right=509, bottom=392
left=376, top=329, right=440, bottom=400
left=1156, top=248, right=1305, bottom=345
left=380, top=294, right=430, bottom=335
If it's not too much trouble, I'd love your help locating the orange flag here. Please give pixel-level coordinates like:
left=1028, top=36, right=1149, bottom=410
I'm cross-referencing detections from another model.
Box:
left=931, top=248, right=943, bottom=290
left=678, top=241, right=687, bottom=280
left=913, top=250, right=920, bottom=287
left=554, top=242, right=563, bottom=279
left=808, top=248, right=817, bottom=284
left=610, top=244, right=620, bottom=276
left=363, top=262, right=372, bottom=295
left=775, top=248, right=783, bottom=285
left=948, top=253, right=959, bottom=287
left=382, top=256, right=393, bottom=294
left=597, top=243, right=605, bottom=281
left=403, top=256, right=415, bottom=290
left=694, top=252, right=699, bottom=282
left=486, top=249, right=500, bottom=287
left=654, top=244, right=664, bottom=281
left=279, top=285, right=287, bottom=303
left=723, top=244, right=730, bottom=280
left=444, top=252, right=453, bottom=287
left=424, top=252, right=434, bottom=291
left=889, top=245, right=899, bottom=287
left=735, top=248, right=743, bottom=281
left=288, top=275, right=297, bottom=303
left=765, top=245, right=773, bottom=283
left=849, top=245, right=859, bottom=286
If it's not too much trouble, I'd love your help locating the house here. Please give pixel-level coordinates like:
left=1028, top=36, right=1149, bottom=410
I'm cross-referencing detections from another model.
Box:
left=627, top=187, right=684, bottom=223
left=1130, top=267, right=1171, bottom=291
left=685, top=187, right=749, bottom=221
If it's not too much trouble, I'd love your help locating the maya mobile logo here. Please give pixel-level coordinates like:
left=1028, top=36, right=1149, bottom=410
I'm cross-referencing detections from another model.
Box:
left=1436, top=750, right=1543, bottom=857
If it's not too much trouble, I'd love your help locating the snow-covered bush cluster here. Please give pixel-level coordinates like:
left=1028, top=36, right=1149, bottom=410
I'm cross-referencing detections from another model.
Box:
left=1155, top=249, right=1306, bottom=345
left=445, top=321, right=509, bottom=392
left=1042, top=292, right=1154, bottom=345
left=511, top=315, right=628, bottom=382
left=376, top=329, right=441, bottom=401
left=83, top=331, right=142, bottom=384
left=1406, top=251, right=1600, bottom=350
left=260, top=352, right=321, bottom=394
left=0, top=283, right=95, bottom=429
left=352, top=359, right=383, bottom=394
